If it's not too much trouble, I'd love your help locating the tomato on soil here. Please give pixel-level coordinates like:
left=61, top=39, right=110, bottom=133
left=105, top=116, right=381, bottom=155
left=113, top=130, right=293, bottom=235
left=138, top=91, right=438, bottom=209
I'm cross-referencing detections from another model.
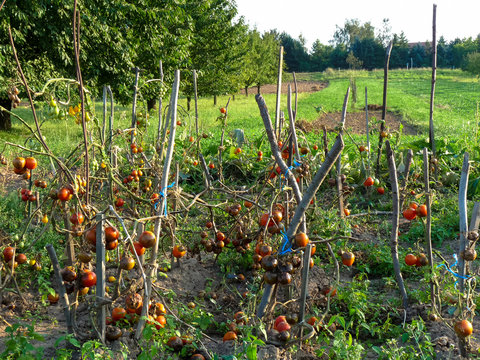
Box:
left=341, top=251, right=355, bottom=266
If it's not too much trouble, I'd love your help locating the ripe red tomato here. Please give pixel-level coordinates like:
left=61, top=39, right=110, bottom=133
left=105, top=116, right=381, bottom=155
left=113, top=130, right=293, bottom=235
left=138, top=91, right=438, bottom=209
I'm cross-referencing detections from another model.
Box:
left=172, top=245, right=186, bottom=258
left=130, top=242, right=145, bottom=256
left=3, top=247, right=14, bottom=262
left=112, top=307, right=127, bottom=322
left=377, top=187, right=385, bottom=195
left=58, top=187, right=71, bottom=201
left=208, top=163, right=214, bottom=169
left=105, top=226, right=120, bottom=242
left=115, top=198, right=125, bottom=207
left=403, top=207, right=417, bottom=221
left=274, top=316, right=287, bottom=329
left=25, top=157, right=37, bottom=170
left=416, top=204, right=427, bottom=217
left=344, top=208, right=350, bottom=216
left=220, top=107, right=227, bottom=114
left=70, top=212, right=84, bottom=225
left=81, top=271, right=97, bottom=287
left=275, top=321, right=291, bottom=332
left=363, top=177, right=374, bottom=187
left=404, top=253, right=417, bottom=266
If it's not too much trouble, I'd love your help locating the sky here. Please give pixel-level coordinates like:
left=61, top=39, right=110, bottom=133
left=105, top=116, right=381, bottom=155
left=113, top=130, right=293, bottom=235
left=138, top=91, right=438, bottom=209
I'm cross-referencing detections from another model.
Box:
left=235, top=0, right=480, bottom=50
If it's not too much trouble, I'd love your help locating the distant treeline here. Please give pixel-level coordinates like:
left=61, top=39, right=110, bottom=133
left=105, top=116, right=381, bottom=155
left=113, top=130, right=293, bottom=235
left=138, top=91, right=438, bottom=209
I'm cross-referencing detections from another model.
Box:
left=276, top=19, right=480, bottom=72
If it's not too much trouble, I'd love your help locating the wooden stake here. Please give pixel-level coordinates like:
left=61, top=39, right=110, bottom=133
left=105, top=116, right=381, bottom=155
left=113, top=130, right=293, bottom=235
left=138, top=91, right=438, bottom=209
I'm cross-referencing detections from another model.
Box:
left=274, top=46, right=284, bottom=138
left=375, top=41, right=393, bottom=178
left=430, top=4, right=438, bottom=179
left=46, top=244, right=73, bottom=335
left=423, top=148, right=436, bottom=311
left=386, top=141, right=408, bottom=309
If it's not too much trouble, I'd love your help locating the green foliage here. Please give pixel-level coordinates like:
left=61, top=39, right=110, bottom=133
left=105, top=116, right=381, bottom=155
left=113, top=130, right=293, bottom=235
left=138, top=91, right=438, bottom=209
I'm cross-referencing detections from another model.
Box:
left=372, top=319, right=436, bottom=359
left=0, top=323, right=45, bottom=360
left=465, top=52, right=480, bottom=76
left=241, top=29, right=279, bottom=91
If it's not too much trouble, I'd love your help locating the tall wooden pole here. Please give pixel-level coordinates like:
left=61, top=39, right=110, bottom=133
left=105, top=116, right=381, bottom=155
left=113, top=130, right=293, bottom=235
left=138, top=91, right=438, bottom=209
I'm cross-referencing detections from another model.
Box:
left=274, top=46, right=284, bottom=138
left=375, top=41, right=393, bottom=178
left=430, top=4, right=438, bottom=179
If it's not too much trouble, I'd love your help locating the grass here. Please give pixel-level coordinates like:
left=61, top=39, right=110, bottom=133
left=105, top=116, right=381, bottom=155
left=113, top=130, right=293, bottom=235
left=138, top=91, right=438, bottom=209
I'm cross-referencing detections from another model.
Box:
left=1, top=68, right=480, bottom=158
left=294, top=68, right=480, bottom=137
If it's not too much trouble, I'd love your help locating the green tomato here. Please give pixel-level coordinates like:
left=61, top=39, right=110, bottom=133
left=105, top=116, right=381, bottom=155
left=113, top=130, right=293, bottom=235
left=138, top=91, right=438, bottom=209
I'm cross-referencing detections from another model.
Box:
left=373, top=178, right=380, bottom=187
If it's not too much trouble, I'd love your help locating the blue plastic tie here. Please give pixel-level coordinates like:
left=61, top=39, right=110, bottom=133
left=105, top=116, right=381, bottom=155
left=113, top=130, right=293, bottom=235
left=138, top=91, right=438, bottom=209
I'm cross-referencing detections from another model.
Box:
left=278, top=230, right=292, bottom=255
left=293, top=160, right=302, bottom=167
left=437, top=254, right=473, bottom=288
left=154, top=181, right=176, bottom=216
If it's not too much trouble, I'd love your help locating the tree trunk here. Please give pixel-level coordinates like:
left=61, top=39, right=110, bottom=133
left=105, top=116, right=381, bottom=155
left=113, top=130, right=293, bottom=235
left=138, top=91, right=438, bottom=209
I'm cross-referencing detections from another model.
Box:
left=257, top=84, right=261, bottom=94
left=147, top=98, right=156, bottom=112
left=0, top=98, right=12, bottom=130
left=187, top=96, right=191, bottom=112
left=213, top=95, right=217, bottom=106
left=245, top=86, right=248, bottom=97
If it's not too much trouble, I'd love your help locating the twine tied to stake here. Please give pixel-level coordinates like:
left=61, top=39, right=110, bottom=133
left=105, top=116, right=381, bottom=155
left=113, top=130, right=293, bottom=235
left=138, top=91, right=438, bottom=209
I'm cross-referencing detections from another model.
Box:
left=154, top=181, right=176, bottom=216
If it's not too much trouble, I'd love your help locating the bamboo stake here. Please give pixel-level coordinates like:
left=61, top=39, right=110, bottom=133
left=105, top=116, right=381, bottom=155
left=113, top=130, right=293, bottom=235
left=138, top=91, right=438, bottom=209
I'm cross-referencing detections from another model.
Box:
left=336, top=89, right=350, bottom=218
left=136, top=70, right=180, bottom=339
left=399, top=149, right=413, bottom=211
left=156, top=60, right=164, bottom=149
left=458, top=152, right=470, bottom=293
left=95, top=213, right=106, bottom=342
left=298, top=244, right=312, bottom=324
left=385, top=141, right=408, bottom=309
left=365, top=87, right=370, bottom=172
left=287, top=85, right=300, bottom=161
left=193, top=69, right=199, bottom=153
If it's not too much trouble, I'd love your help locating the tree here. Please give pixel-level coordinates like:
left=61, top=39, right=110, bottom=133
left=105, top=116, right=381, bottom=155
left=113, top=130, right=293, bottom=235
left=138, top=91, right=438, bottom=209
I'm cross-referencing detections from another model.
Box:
left=310, top=40, right=334, bottom=72
left=279, top=32, right=310, bottom=72
left=451, top=37, right=478, bottom=69
left=409, top=44, right=427, bottom=68
left=0, top=0, right=192, bottom=129
left=182, top=0, right=248, bottom=106
left=332, top=19, right=375, bottom=48
left=351, top=37, right=384, bottom=70
left=240, top=29, right=279, bottom=96
left=377, top=18, right=392, bottom=47
left=437, top=36, right=451, bottom=68
left=329, top=44, right=348, bottom=69
left=390, top=32, right=409, bottom=68
left=465, top=52, right=480, bottom=76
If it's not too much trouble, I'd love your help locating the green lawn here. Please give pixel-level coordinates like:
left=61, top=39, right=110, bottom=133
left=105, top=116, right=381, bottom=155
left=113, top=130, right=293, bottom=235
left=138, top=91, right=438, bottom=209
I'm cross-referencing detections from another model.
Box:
left=1, top=68, right=479, bottom=157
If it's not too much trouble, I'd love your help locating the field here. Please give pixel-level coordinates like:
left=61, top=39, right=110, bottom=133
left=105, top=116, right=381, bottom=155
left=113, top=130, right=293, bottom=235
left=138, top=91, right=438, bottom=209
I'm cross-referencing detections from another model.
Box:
left=1, top=68, right=480, bottom=359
